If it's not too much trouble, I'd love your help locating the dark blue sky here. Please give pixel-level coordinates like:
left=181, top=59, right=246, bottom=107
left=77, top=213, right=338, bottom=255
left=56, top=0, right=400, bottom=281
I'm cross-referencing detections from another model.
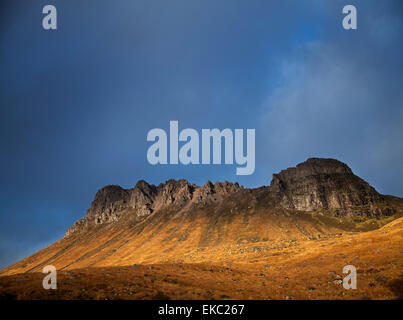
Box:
left=1, top=0, right=402, bottom=269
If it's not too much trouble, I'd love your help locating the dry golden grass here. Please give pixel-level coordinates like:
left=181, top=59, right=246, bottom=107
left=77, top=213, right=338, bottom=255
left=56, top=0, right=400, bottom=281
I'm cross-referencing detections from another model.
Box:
left=1, top=217, right=402, bottom=300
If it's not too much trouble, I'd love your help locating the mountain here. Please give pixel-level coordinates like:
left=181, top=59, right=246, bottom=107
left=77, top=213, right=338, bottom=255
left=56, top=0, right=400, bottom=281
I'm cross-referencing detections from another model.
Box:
left=1, top=158, right=402, bottom=300
left=65, top=158, right=394, bottom=237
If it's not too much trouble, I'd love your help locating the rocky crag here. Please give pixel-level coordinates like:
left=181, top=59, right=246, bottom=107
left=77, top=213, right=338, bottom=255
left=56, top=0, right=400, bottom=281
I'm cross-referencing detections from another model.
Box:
left=66, top=158, right=395, bottom=237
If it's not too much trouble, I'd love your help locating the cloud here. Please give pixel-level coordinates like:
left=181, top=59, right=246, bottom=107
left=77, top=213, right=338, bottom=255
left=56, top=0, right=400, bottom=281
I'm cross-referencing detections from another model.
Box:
left=259, top=14, right=403, bottom=195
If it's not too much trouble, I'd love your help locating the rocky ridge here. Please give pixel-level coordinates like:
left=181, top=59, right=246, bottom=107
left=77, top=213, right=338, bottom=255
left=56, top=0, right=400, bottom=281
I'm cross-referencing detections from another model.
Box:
left=65, top=158, right=393, bottom=237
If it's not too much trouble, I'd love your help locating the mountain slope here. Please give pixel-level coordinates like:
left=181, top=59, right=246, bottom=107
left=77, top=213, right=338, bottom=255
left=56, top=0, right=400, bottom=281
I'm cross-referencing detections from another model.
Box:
left=0, top=216, right=402, bottom=300
left=1, top=158, right=401, bottom=278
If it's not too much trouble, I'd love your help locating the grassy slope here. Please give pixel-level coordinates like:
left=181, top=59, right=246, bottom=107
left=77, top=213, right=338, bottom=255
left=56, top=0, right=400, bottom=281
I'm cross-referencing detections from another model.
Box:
left=0, top=217, right=401, bottom=300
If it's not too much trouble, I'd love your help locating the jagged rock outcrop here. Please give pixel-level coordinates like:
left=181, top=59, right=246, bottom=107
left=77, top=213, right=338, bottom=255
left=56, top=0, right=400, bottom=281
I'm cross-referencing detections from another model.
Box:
left=65, top=158, right=393, bottom=237
left=269, top=158, right=387, bottom=216
left=86, top=185, right=132, bottom=223
left=65, top=178, right=242, bottom=237
left=153, top=179, right=195, bottom=209
left=64, top=217, right=88, bottom=237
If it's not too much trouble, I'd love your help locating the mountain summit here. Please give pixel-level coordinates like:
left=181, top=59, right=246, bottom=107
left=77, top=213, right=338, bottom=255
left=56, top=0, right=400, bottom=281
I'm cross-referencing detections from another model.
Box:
left=270, top=158, right=387, bottom=216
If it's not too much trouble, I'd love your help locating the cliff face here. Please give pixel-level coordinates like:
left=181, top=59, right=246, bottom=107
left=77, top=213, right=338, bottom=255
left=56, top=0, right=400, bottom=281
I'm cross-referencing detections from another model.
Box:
left=65, top=158, right=394, bottom=237
left=269, top=158, right=387, bottom=217
left=65, top=178, right=242, bottom=237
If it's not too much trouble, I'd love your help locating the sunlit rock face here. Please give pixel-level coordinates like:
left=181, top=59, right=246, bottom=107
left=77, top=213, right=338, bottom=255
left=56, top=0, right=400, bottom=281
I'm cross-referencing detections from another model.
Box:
left=65, top=158, right=393, bottom=237
left=65, top=177, right=243, bottom=236
left=269, top=158, right=385, bottom=216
